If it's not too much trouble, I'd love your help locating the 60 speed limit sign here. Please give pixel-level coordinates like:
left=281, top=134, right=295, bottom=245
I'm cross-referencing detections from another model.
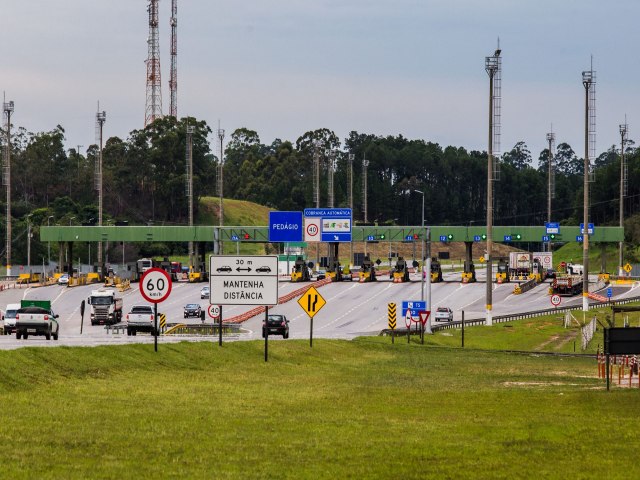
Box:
left=140, top=268, right=172, bottom=303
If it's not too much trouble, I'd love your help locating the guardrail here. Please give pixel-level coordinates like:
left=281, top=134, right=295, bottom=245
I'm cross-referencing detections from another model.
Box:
left=430, top=295, right=640, bottom=332
left=104, top=322, right=243, bottom=336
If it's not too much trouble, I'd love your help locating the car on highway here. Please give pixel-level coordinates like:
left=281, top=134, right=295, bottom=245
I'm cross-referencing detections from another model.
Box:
left=200, top=286, right=210, bottom=299
left=434, top=307, right=454, bottom=322
left=256, top=266, right=271, bottom=273
left=316, top=270, right=326, bottom=280
left=58, top=274, right=69, bottom=285
left=216, top=266, right=232, bottom=273
left=126, top=305, right=156, bottom=336
left=183, top=303, right=202, bottom=319
left=15, top=306, right=59, bottom=340
left=262, top=314, right=289, bottom=338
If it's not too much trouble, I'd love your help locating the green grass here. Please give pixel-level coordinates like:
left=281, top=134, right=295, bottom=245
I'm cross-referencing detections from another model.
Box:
left=0, top=340, right=638, bottom=479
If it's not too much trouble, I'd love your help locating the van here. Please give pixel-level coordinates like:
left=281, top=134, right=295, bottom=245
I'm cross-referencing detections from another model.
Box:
left=2, top=303, right=21, bottom=335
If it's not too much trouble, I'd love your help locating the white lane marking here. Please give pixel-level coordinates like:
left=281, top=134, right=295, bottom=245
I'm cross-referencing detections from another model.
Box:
left=317, top=283, right=394, bottom=331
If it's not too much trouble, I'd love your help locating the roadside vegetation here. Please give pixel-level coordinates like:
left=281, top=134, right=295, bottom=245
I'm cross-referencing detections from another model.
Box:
left=0, top=340, right=637, bottom=479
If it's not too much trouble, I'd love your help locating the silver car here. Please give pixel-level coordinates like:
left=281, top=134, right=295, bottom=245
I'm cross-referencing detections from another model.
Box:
left=200, top=286, right=210, bottom=299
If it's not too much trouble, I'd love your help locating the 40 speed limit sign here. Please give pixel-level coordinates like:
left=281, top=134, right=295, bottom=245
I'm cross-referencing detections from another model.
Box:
left=140, top=268, right=173, bottom=303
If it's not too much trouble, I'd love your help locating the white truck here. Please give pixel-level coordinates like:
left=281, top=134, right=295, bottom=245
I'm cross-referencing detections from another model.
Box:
left=87, top=289, right=124, bottom=326
left=15, top=300, right=59, bottom=340
left=126, top=305, right=157, bottom=336
left=2, top=303, right=21, bottom=335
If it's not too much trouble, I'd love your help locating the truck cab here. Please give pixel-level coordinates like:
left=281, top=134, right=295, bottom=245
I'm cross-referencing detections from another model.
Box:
left=87, top=289, right=123, bottom=325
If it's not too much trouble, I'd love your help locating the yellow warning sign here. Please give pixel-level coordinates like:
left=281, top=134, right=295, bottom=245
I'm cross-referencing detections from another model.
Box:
left=624, top=263, right=633, bottom=273
left=298, top=286, right=326, bottom=317
left=478, top=256, right=485, bottom=263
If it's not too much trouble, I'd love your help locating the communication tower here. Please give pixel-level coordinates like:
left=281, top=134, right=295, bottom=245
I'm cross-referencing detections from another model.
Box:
left=581, top=62, right=596, bottom=312
left=546, top=130, right=556, bottom=252
left=3, top=98, right=14, bottom=275
left=313, top=141, right=322, bottom=208
left=95, top=106, right=106, bottom=270
left=186, top=124, right=194, bottom=268
left=169, top=0, right=178, bottom=118
left=145, top=0, right=162, bottom=127
left=619, top=120, right=629, bottom=270
left=326, top=150, right=336, bottom=208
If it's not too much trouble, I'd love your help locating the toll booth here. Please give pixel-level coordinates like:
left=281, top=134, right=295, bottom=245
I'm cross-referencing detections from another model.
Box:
left=431, top=258, right=443, bottom=283
left=327, top=259, right=344, bottom=282
left=291, top=257, right=311, bottom=283
left=392, top=257, right=410, bottom=283
left=359, top=256, right=377, bottom=283
left=461, top=260, right=476, bottom=283
left=496, top=258, right=510, bottom=283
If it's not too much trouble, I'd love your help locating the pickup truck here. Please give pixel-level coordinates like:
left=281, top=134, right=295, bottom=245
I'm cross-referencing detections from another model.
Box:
left=15, top=300, right=60, bottom=340
left=434, top=307, right=454, bottom=322
left=126, top=305, right=157, bottom=336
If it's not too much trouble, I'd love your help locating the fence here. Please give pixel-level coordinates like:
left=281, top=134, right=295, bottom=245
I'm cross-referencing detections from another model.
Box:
left=581, top=317, right=597, bottom=351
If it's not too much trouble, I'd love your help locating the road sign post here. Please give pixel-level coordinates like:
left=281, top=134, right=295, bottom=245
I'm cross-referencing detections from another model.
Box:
left=140, top=267, right=173, bottom=352
left=208, top=304, right=223, bottom=346
left=298, top=286, right=326, bottom=348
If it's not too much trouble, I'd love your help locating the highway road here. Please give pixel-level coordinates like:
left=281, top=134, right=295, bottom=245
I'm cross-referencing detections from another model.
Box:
left=0, top=272, right=636, bottom=349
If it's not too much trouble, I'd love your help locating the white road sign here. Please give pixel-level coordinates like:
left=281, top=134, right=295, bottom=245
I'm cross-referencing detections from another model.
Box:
left=209, top=255, right=279, bottom=306
left=304, top=218, right=321, bottom=242
left=140, top=268, right=172, bottom=304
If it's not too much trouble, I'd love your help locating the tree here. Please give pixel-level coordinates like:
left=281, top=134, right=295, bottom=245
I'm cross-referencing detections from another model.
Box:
left=502, top=141, right=532, bottom=170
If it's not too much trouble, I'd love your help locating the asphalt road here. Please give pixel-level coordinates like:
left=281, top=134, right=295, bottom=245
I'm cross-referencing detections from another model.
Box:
left=0, top=272, right=636, bottom=349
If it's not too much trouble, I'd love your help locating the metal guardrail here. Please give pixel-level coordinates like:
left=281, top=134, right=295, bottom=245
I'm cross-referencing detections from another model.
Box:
left=430, top=295, right=640, bottom=332
left=104, top=322, right=242, bottom=336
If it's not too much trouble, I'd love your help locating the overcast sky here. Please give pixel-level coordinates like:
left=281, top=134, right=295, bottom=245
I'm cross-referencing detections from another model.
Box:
left=1, top=1, right=639, bottom=163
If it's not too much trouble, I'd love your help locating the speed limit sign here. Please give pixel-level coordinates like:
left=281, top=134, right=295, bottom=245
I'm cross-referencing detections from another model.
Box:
left=140, top=268, right=172, bottom=303
left=208, top=305, right=221, bottom=319
left=550, top=294, right=561, bottom=307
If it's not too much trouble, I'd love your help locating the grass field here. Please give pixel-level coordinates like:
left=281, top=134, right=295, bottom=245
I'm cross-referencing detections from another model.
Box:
left=0, top=339, right=638, bottom=479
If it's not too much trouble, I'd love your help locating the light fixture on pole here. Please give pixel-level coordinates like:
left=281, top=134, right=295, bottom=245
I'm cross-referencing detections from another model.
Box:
left=26, top=214, right=33, bottom=270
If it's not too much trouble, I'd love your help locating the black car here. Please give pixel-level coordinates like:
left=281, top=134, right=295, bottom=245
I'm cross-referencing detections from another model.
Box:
left=256, top=266, right=271, bottom=273
left=217, top=266, right=232, bottom=273
left=262, top=314, right=289, bottom=338
left=184, top=303, right=202, bottom=319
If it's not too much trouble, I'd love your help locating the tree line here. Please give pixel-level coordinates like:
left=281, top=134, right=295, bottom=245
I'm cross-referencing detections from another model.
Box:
left=0, top=116, right=638, bottom=264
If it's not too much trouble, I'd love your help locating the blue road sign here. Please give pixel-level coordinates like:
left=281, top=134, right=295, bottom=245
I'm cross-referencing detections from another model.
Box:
left=576, top=235, right=584, bottom=242
left=304, top=208, right=352, bottom=242
left=545, top=222, right=560, bottom=234
left=367, top=235, right=375, bottom=241
left=579, top=223, right=594, bottom=235
left=402, top=300, right=427, bottom=318
left=607, top=287, right=613, bottom=298
left=304, top=208, right=352, bottom=218
left=231, top=235, right=239, bottom=241
left=405, top=235, right=415, bottom=241
left=504, top=235, right=513, bottom=242
left=269, top=211, right=303, bottom=242
left=474, top=235, right=481, bottom=242
left=542, top=235, right=550, bottom=242
left=439, top=235, right=447, bottom=242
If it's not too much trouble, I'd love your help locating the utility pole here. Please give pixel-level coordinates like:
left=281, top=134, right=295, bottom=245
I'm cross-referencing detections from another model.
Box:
left=619, top=120, right=628, bottom=273
left=326, top=149, right=336, bottom=208
left=485, top=45, right=501, bottom=327
left=3, top=98, right=14, bottom=276
left=362, top=154, right=370, bottom=223
left=348, top=153, right=354, bottom=266
left=582, top=63, right=596, bottom=312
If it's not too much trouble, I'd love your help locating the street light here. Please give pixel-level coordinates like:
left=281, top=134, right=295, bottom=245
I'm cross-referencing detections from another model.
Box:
left=414, top=190, right=425, bottom=301
left=69, top=216, right=76, bottom=226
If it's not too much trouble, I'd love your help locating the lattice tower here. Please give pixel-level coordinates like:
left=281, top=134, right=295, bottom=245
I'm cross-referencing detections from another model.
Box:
left=169, top=0, right=177, bottom=118
left=145, top=0, right=162, bottom=127
left=3, top=99, right=14, bottom=274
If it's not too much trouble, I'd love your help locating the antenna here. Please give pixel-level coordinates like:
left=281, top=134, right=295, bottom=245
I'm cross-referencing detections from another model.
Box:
left=169, top=0, right=178, bottom=118
left=145, top=0, right=162, bottom=126
left=313, top=140, right=322, bottom=208
left=619, top=119, right=629, bottom=270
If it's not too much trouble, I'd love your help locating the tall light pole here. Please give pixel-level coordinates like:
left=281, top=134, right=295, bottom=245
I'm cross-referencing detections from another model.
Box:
left=348, top=153, right=354, bottom=266
left=485, top=46, right=501, bottom=326
left=619, top=121, right=628, bottom=273
left=582, top=65, right=596, bottom=312
left=218, top=125, right=225, bottom=255
left=186, top=124, right=194, bottom=271
left=546, top=131, right=555, bottom=252
left=96, top=108, right=106, bottom=275
left=415, top=190, right=427, bottom=302
left=3, top=99, right=14, bottom=276
left=47, top=215, right=54, bottom=272
left=26, top=214, right=33, bottom=270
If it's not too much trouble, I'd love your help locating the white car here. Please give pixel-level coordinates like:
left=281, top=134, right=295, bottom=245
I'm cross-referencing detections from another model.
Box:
left=58, top=274, right=70, bottom=285
left=200, top=286, right=210, bottom=299
left=434, top=307, right=454, bottom=322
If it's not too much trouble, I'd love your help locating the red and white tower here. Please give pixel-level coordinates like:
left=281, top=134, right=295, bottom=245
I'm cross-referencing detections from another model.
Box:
left=145, top=0, right=162, bottom=127
left=169, top=0, right=178, bottom=118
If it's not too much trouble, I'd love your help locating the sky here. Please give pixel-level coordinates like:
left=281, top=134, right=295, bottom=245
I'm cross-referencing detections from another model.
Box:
left=1, top=0, right=639, bottom=164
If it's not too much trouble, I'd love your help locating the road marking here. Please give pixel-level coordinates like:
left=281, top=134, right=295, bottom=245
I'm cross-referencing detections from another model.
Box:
left=317, top=283, right=393, bottom=331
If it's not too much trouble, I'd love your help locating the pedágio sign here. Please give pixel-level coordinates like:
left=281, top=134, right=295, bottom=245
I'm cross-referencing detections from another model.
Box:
left=268, top=211, right=303, bottom=242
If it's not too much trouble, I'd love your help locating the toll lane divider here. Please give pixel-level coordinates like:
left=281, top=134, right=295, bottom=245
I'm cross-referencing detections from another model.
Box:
left=224, top=278, right=333, bottom=324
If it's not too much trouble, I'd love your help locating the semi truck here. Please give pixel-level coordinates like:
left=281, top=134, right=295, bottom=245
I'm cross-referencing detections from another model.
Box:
left=87, top=289, right=124, bottom=325
left=552, top=262, right=584, bottom=296
left=15, top=300, right=59, bottom=340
